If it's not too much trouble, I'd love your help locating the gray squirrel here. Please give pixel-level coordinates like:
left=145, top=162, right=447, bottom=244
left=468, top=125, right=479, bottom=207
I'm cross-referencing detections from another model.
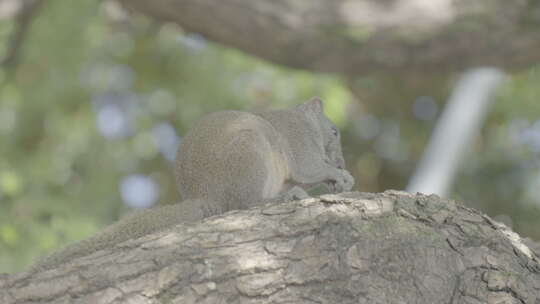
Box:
left=31, top=97, right=354, bottom=271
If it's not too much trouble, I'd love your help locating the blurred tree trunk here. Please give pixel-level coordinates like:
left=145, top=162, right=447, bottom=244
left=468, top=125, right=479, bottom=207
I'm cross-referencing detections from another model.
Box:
left=117, top=0, right=540, bottom=75
left=2, top=192, right=540, bottom=303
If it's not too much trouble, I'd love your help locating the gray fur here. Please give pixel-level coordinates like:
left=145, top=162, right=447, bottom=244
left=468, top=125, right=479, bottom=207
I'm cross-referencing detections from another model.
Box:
left=31, top=97, right=354, bottom=271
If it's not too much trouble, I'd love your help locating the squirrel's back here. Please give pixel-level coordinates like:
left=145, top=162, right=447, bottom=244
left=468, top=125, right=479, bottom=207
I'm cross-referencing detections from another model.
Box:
left=175, top=110, right=290, bottom=205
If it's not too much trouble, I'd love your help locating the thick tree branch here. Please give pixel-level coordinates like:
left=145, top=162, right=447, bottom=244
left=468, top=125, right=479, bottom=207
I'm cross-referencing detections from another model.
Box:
left=1, top=191, right=539, bottom=303
left=117, top=0, right=540, bottom=75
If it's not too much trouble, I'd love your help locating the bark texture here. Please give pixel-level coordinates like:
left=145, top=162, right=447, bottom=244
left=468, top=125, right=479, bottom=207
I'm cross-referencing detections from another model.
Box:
left=116, top=0, right=540, bottom=75
left=1, top=191, right=540, bottom=303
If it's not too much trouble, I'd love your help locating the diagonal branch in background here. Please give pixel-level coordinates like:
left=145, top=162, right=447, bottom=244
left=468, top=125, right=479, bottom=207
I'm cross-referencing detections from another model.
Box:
left=407, top=67, right=506, bottom=196
left=1, top=0, right=47, bottom=70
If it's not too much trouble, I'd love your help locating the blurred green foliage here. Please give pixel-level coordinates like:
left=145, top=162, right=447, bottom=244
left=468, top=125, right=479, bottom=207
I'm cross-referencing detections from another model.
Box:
left=0, top=1, right=539, bottom=273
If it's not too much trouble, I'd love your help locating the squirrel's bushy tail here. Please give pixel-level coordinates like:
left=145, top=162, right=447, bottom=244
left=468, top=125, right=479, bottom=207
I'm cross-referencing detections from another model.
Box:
left=30, top=199, right=212, bottom=272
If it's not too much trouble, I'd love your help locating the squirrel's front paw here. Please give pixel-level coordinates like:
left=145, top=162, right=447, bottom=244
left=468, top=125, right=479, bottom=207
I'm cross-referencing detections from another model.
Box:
left=327, top=169, right=355, bottom=193
left=283, top=186, right=310, bottom=201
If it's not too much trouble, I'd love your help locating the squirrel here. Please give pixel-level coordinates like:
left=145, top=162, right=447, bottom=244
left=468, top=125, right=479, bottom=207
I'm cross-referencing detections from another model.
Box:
left=31, top=97, right=354, bottom=271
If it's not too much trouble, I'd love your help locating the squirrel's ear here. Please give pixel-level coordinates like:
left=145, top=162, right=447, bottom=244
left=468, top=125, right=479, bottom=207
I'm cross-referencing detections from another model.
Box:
left=299, top=97, right=324, bottom=113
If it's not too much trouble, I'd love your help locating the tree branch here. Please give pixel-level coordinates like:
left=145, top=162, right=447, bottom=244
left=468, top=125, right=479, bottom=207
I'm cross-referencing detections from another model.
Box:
left=1, top=191, right=539, bottom=303
left=117, top=0, right=540, bottom=75
left=2, top=0, right=47, bottom=70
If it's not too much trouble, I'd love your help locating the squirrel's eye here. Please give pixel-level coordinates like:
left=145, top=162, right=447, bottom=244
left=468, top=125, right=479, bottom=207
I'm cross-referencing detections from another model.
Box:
left=331, top=127, right=338, bottom=137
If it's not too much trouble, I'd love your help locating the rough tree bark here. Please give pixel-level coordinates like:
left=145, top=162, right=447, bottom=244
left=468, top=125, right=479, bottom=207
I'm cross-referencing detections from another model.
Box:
left=116, top=0, right=540, bottom=75
left=1, top=191, right=539, bottom=303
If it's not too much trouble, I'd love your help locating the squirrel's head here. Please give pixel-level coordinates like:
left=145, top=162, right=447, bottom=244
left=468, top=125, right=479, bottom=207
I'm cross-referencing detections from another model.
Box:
left=297, top=97, right=346, bottom=170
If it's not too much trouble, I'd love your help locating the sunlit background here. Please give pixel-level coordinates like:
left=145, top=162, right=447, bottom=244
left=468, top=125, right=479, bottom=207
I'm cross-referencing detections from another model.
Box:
left=0, top=0, right=539, bottom=272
